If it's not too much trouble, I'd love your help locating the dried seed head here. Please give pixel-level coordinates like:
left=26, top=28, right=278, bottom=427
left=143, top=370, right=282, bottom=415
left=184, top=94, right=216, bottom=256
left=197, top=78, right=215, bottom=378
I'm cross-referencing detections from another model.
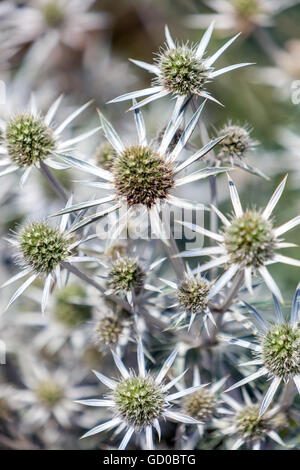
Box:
left=224, top=210, right=276, bottom=267
left=6, top=113, right=55, bottom=168
left=177, top=275, right=210, bottom=314
left=261, top=323, right=300, bottom=379
left=157, top=46, right=211, bottom=96
left=113, top=376, right=166, bottom=429
left=113, top=145, right=174, bottom=207
left=35, top=380, right=64, bottom=408
left=19, top=222, right=70, bottom=274
left=94, top=142, right=115, bottom=170
left=93, top=314, right=124, bottom=350
left=107, top=257, right=145, bottom=295
left=42, top=1, right=65, bottom=27
left=183, top=388, right=217, bottom=422
left=235, top=405, right=270, bottom=441
left=217, top=124, right=253, bottom=160
left=232, top=0, right=261, bottom=16
left=54, top=284, right=92, bottom=328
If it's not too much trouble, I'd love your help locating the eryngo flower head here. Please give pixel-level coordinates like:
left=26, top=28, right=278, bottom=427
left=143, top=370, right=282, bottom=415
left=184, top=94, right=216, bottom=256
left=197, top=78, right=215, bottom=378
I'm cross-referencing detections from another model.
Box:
left=177, top=369, right=226, bottom=439
left=217, top=123, right=256, bottom=161
left=0, top=95, right=98, bottom=185
left=107, top=256, right=145, bottom=295
left=160, top=266, right=217, bottom=332
left=15, top=362, right=95, bottom=429
left=113, top=145, right=175, bottom=208
left=1, top=0, right=109, bottom=53
left=2, top=197, right=95, bottom=314
left=221, top=388, right=287, bottom=449
left=53, top=101, right=230, bottom=239
left=109, top=24, right=252, bottom=110
left=224, top=287, right=300, bottom=416
left=93, top=313, right=129, bottom=351
left=178, top=175, right=300, bottom=302
left=224, top=209, right=276, bottom=268
left=19, top=222, right=71, bottom=274
left=183, top=387, right=217, bottom=423
left=76, top=341, right=202, bottom=449
left=6, top=113, right=56, bottom=168
left=185, top=1, right=294, bottom=36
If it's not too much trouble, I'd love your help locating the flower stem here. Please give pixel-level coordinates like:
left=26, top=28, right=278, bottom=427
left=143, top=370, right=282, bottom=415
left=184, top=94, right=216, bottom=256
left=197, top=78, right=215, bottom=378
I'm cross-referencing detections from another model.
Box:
left=61, top=261, right=132, bottom=314
left=39, top=161, right=68, bottom=202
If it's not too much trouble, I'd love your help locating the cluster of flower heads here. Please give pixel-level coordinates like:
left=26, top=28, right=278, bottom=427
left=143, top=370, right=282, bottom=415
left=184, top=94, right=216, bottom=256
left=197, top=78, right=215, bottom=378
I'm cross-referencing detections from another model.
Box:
left=1, top=15, right=300, bottom=451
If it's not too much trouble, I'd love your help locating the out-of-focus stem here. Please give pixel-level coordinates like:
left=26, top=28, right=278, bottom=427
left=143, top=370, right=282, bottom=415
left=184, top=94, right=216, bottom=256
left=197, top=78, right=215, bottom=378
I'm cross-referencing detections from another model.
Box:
left=61, top=261, right=132, bottom=314
left=162, top=212, right=185, bottom=281
left=40, top=161, right=68, bottom=202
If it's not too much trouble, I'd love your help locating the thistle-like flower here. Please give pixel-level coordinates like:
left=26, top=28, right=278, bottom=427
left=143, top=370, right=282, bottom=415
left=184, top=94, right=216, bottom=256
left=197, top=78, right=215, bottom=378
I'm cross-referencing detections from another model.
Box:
left=92, top=312, right=131, bottom=353
left=178, top=174, right=300, bottom=301
left=211, top=121, right=268, bottom=179
left=160, top=264, right=218, bottom=332
left=223, top=287, right=300, bottom=416
left=185, top=1, right=297, bottom=36
left=109, top=24, right=252, bottom=111
left=52, top=101, right=229, bottom=238
left=15, top=361, right=96, bottom=429
left=76, top=341, right=202, bottom=450
left=0, top=96, right=99, bottom=185
left=1, top=0, right=109, bottom=53
left=179, top=368, right=226, bottom=438
left=220, top=388, right=287, bottom=450
left=2, top=197, right=98, bottom=313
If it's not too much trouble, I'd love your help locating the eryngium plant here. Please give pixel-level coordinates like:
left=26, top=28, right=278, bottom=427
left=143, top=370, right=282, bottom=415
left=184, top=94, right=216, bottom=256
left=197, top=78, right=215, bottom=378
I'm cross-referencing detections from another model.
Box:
left=1, top=11, right=300, bottom=452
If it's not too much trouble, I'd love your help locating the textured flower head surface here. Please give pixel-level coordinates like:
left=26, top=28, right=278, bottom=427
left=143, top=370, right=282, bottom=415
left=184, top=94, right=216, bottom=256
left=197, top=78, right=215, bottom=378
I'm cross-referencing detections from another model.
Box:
left=92, top=311, right=131, bottom=353
left=0, top=95, right=99, bottom=185
left=76, top=341, right=203, bottom=449
left=160, top=264, right=218, bottom=332
left=185, top=0, right=297, bottom=35
left=178, top=174, right=300, bottom=302
left=109, top=24, right=252, bottom=111
left=2, top=196, right=98, bottom=314
left=52, top=101, right=230, bottom=240
left=217, top=122, right=257, bottom=161
left=220, top=388, right=287, bottom=449
left=224, top=287, right=300, bottom=416
left=179, top=368, right=226, bottom=438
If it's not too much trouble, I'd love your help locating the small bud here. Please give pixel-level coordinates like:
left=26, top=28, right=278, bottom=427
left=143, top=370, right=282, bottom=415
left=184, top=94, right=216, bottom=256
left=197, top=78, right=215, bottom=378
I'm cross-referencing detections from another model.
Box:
left=177, top=275, right=210, bottom=314
left=107, top=256, right=145, bottom=295
left=183, top=388, right=217, bottom=423
left=157, top=46, right=211, bottom=96
left=93, top=314, right=124, bottom=350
